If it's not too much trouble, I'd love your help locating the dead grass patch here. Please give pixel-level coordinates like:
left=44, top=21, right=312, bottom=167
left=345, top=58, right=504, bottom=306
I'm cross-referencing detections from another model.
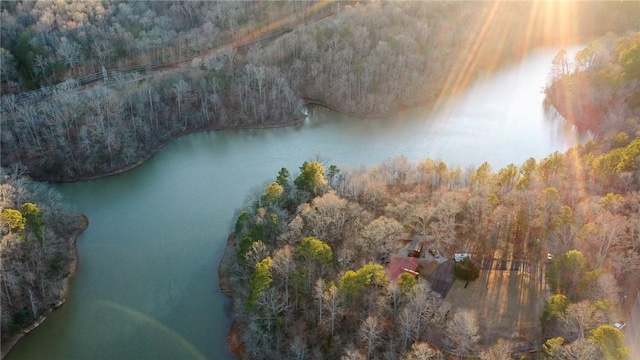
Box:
left=444, top=267, right=547, bottom=348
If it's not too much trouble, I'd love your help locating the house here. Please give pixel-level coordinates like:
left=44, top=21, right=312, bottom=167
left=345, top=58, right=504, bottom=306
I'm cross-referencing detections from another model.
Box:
left=386, top=257, right=420, bottom=281
left=454, top=253, right=471, bottom=262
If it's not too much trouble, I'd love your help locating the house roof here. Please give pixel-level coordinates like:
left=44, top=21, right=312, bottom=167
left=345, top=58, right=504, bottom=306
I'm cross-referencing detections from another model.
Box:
left=386, top=257, right=420, bottom=281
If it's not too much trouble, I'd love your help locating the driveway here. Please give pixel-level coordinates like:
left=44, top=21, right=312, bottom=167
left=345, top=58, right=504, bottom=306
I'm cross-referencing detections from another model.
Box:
left=428, top=260, right=455, bottom=298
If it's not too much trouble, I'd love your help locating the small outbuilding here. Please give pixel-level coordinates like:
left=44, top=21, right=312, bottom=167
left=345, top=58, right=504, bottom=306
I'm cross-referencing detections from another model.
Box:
left=408, top=235, right=434, bottom=258
left=409, top=241, right=424, bottom=258
left=454, top=253, right=471, bottom=262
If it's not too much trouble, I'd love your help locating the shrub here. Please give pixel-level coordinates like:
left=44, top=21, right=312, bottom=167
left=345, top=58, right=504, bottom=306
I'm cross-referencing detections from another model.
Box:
left=454, top=258, right=480, bottom=281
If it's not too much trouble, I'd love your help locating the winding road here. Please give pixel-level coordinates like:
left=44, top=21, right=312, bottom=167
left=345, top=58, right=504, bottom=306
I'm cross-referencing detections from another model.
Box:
left=1, top=5, right=339, bottom=108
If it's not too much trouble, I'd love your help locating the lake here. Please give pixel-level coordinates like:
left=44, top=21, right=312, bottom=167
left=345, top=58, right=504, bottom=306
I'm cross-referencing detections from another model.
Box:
left=6, top=46, right=587, bottom=360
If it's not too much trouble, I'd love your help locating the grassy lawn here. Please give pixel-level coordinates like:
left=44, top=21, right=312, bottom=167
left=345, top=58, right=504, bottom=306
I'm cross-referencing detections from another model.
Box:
left=444, top=264, right=547, bottom=348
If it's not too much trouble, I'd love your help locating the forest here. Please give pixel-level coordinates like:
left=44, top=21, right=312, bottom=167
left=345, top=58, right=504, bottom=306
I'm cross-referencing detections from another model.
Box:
left=221, top=139, right=639, bottom=358
left=1, top=1, right=640, bottom=359
left=0, top=167, right=86, bottom=349
left=2, top=1, right=639, bottom=180
left=545, top=30, right=640, bottom=141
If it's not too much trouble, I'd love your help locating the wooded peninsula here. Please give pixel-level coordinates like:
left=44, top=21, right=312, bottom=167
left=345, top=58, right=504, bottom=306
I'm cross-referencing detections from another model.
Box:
left=1, top=1, right=640, bottom=359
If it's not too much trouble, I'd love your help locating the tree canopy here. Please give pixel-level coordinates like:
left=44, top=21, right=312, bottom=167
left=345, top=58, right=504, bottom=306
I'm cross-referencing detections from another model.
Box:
left=247, top=256, right=273, bottom=311
left=1, top=208, right=26, bottom=234
left=589, top=325, right=629, bottom=360
left=294, top=161, right=328, bottom=196
left=222, top=146, right=640, bottom=358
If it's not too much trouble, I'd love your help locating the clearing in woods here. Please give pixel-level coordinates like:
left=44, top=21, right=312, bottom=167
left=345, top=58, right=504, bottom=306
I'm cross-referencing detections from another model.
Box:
left=444, top=259, right=548, bottom=349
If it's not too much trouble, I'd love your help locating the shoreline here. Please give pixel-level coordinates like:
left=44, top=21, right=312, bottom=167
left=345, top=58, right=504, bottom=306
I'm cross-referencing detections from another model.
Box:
left=60, top=215, right=90, bottom=300
left=543, top=85, right=600, bottom=138
left=226, top=320, right=247, bottom=360
left=41, top=90, right=426, bottom=185
left=217, top=234, right=247, bottom=360
left=301, top=98, right=417, bottom=120
left=8, top=80, right=576, bottom=360
left=26, top=33, right=592, bottom=185
left=43, top=116, right=308, bottom=183
left=5, top=43, right=588, bottom=358
left=1, top=214, right=89, bottom=360
left=35, top=95, right=432, bottom=184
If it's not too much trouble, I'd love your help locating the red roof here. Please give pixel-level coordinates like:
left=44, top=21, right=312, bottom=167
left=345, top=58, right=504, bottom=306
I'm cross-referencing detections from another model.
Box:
left=386, top=257, right=419, bottom=281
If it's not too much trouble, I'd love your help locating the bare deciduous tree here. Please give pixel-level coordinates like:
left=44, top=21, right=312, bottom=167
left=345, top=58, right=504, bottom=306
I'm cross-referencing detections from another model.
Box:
left=172, top=79, right=192, bottom=126
left=359, top=316, right=381, bottom=360
left=406, top=280, right=441, bottom=342
left=256, top=287, right=288, bottom=334
left=445, top=309, right=480, bottom=358
left=289, top=335, right=307, bottom=360
left=341, top=346, right=365, bottom=360
left=589, top=273, right=621, bottom=304
left=582, top=211, right=627, bottom=268
left=560, top=338, right=600, bottom=360
left=397, top=307, right=416, bottom=352
left=410, top=204, right=435, bottom=236
left=314, top=278, right=325, bottom=324
left=562, top=301, right=605, bottom=340
left=362, top=178, right=387, bottom=215
left=56, top=38, right=82, bottom=74
left=403, top=342, right=444, bottom=360
left=299, top=192, right=360, bottom=245
left=323, top=283, right=341, bottom=337
left=359, top=216, right=402, bottom=262
left=609, top=248, right=640, bottom=280
left=272, top=245, right=295, bottom=305
left=245, top=240, right=268, bottom=268
left=479, top=338, right=512, bottom=360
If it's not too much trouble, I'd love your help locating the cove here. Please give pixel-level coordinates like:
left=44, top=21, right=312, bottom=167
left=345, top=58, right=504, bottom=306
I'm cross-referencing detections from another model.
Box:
left=6, top=46, right=588, bottom=360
